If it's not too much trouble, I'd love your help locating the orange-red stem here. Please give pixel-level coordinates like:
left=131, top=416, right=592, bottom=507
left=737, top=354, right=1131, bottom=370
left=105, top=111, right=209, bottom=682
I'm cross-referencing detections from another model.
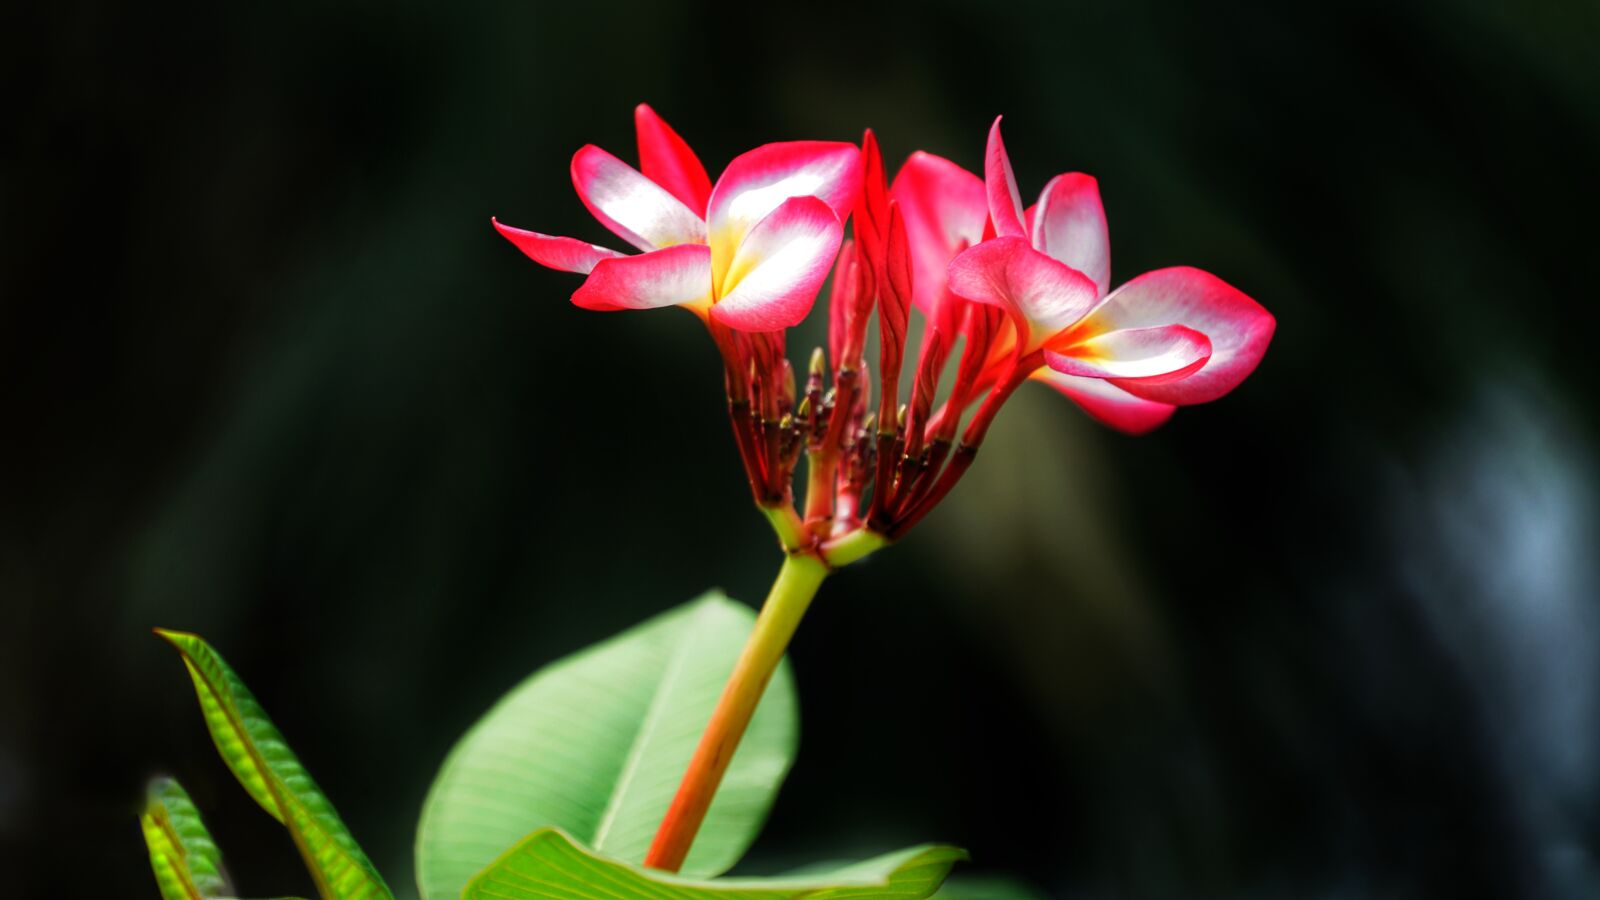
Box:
left=643, top=552, right=829, bottom=872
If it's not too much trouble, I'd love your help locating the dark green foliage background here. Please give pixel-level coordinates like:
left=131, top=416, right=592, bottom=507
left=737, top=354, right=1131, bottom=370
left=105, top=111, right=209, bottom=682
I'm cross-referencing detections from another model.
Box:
left=3, top=0, right=1598, bottom=897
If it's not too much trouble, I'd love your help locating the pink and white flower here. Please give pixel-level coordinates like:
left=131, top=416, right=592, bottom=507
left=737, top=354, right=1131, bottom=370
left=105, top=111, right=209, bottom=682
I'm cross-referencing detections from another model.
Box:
left=944, top=117, right=1276, bottom=433
left=493, top=105, right=861, bottom=332
left=489, top=108, right=1277, bottom=548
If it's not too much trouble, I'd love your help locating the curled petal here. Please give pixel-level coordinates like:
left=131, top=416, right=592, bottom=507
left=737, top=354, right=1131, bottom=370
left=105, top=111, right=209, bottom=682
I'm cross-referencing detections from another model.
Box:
left=492, top=219, right=626, bottom=274
left=1044, top=324, right=1211, bottom=382
left=984, top=117, right=1027, bottom=238
left=1063, top=267, right=1274, bottom=404
left=708, top=141, right=861, bottom=286
left=571, top=244, right=711, bottom=312
left=634, top=104, right=713, bottom=212
left=946, top=237, right=1100, bottom=341
left=890, top=151, right=987, bottom=317
left=1032, top=173, right=1110, bottom=296
left=711, top=196, right=843, bottom=331
left=571, top=145, right=707, bottom=252
left=1032, top=369, right=1178, bottom=435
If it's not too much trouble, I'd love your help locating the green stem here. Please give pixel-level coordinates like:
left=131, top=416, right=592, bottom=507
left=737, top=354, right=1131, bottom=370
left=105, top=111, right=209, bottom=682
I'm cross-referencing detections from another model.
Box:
left=821, top=527, right=887, bottom=568
left=643, top=552, right=829, bottom=872
left=760, top=503, right=807, bottom=552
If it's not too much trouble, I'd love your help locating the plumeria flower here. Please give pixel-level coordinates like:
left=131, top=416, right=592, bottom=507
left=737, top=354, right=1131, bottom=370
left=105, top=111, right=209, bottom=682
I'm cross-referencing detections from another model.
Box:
left=945, top=117, right=1276, bottom=433
left=493, top=105, right=862, bottom=331
left=489, top=109, right=1274, bottom=553
left=487, top=113, right=1279, bottom=877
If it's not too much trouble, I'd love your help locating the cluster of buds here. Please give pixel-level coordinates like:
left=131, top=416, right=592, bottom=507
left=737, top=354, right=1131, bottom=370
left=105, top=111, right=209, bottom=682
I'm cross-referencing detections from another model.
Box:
left=708, top=129, right=1012, bottom=546
left=495, top=106, right=1274, bottom=557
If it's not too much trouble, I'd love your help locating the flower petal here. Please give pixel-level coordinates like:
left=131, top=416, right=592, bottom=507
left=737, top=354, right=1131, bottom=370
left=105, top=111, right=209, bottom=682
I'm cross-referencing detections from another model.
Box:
left=946, top=236, right=1100, bottom=342
left=1044, top=325, right=1211, bottom=381
left=570, top=244, right=710, bottom=312
left=985, top=117, right=1027, bottom=238
left=711, top=196, right=843, bottom=332
left=889, top=151, right=987, bottom=317
left=634, top=104, right=712, bottom=212
left=707, top=141, right=861, bottom=287
left=492, top=218, right=626, bottom=274
left=1032, top=369, right=1178, bottom=435
left=571, top=144, right=706, bottom=252
left=1032, top=173, right=1110, bottom=296
left=1064, top=267, right=1275, bottom=404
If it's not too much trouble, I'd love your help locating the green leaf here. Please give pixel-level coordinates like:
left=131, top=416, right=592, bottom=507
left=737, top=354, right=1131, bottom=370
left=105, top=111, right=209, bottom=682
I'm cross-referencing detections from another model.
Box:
left=140, top=776, right=230, bottom=900
left=157, top=628, right=392, bottom=900
left=464, top=828, right=965, bottom=899
left=415, top=592, right=798, bottom=899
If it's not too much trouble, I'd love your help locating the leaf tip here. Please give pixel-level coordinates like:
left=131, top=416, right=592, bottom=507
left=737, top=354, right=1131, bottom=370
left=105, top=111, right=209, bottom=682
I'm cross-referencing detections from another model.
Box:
left=152, top=627, right=199, bottom=652
left=145, top=774, right=176, bottom=799
left=691, top=587, right=733, bottom=606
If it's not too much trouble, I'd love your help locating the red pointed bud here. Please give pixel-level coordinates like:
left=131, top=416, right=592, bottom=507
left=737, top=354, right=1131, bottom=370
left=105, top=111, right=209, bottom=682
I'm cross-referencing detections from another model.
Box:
left=827, top=240, right=858, bottom=370
left=876, top=201, right=913, bottom=439
left=854, top=129, right=890, bottom=287
left=780, top=359, right=797, bottom=413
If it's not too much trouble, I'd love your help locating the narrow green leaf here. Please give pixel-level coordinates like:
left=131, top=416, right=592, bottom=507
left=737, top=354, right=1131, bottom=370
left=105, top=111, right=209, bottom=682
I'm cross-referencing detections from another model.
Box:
left=140, top=776, right=230, bottom=900
left=415, top=592, right=798, bottom=899
left=156, top=628, right=392, bottom=900
left=464, top=828, right=966, bottom=899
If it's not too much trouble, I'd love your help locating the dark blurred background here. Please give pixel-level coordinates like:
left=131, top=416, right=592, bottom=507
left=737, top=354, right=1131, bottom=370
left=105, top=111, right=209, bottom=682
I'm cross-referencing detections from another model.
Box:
left=4, top=0, right=1599, bottom=896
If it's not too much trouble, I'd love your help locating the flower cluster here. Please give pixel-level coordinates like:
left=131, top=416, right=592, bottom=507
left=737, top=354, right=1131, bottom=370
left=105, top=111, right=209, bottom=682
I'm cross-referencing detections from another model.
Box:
left=495, top=106, right=1274, bottom=554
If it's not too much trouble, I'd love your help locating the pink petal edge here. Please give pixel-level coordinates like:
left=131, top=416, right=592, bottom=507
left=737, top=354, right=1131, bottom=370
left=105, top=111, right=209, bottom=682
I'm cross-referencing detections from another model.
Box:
left=1032, top=173, right=1111, bottom=297
left=570, top=243, right=711, bottom=312
left=634, top=104, right=713, bottom=213
left=889, top=150, right=987, bottom=318
left=571, top=144, right=706, bottom=252
left=492, top=218, right=626, bottom=274
left=1066, top=266, right=1275, bottom=405
left=1043, top=324, right=1212, bottom=382
left=1032, top=369, right=1178, bottom=435
left=946, top=236, right=1100, bottom=340
left=707, top=140, right=861, bottom=265
left=984, top=117, right=1027, bottom=239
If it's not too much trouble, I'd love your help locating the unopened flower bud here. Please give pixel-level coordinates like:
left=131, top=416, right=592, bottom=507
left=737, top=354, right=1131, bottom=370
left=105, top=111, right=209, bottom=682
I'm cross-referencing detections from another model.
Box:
left=781, top=360, right=796, bottom=409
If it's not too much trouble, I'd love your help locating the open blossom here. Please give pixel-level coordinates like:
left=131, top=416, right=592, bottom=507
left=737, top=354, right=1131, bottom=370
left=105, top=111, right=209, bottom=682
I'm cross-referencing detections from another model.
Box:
left=493, top=107, right=1274, bottom=549
left=482, top=109, right=1279, bottom=879
left=941, top=117, right=1276, bottom=434
left=492, top=105, right=860, bottom=332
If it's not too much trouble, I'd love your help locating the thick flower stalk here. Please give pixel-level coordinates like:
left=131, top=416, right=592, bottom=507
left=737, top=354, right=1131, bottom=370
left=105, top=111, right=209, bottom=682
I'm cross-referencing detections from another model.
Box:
left=495, top=107, right=1275, bottom=873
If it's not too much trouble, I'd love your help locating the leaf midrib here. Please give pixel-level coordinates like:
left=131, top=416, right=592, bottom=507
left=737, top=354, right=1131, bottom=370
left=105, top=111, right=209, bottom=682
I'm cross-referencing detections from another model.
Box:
left=179, top=651, right=337, bottom=899
left=149, top=810, right=205, bottom=900
left=587, top=603, right=707, bottom=856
